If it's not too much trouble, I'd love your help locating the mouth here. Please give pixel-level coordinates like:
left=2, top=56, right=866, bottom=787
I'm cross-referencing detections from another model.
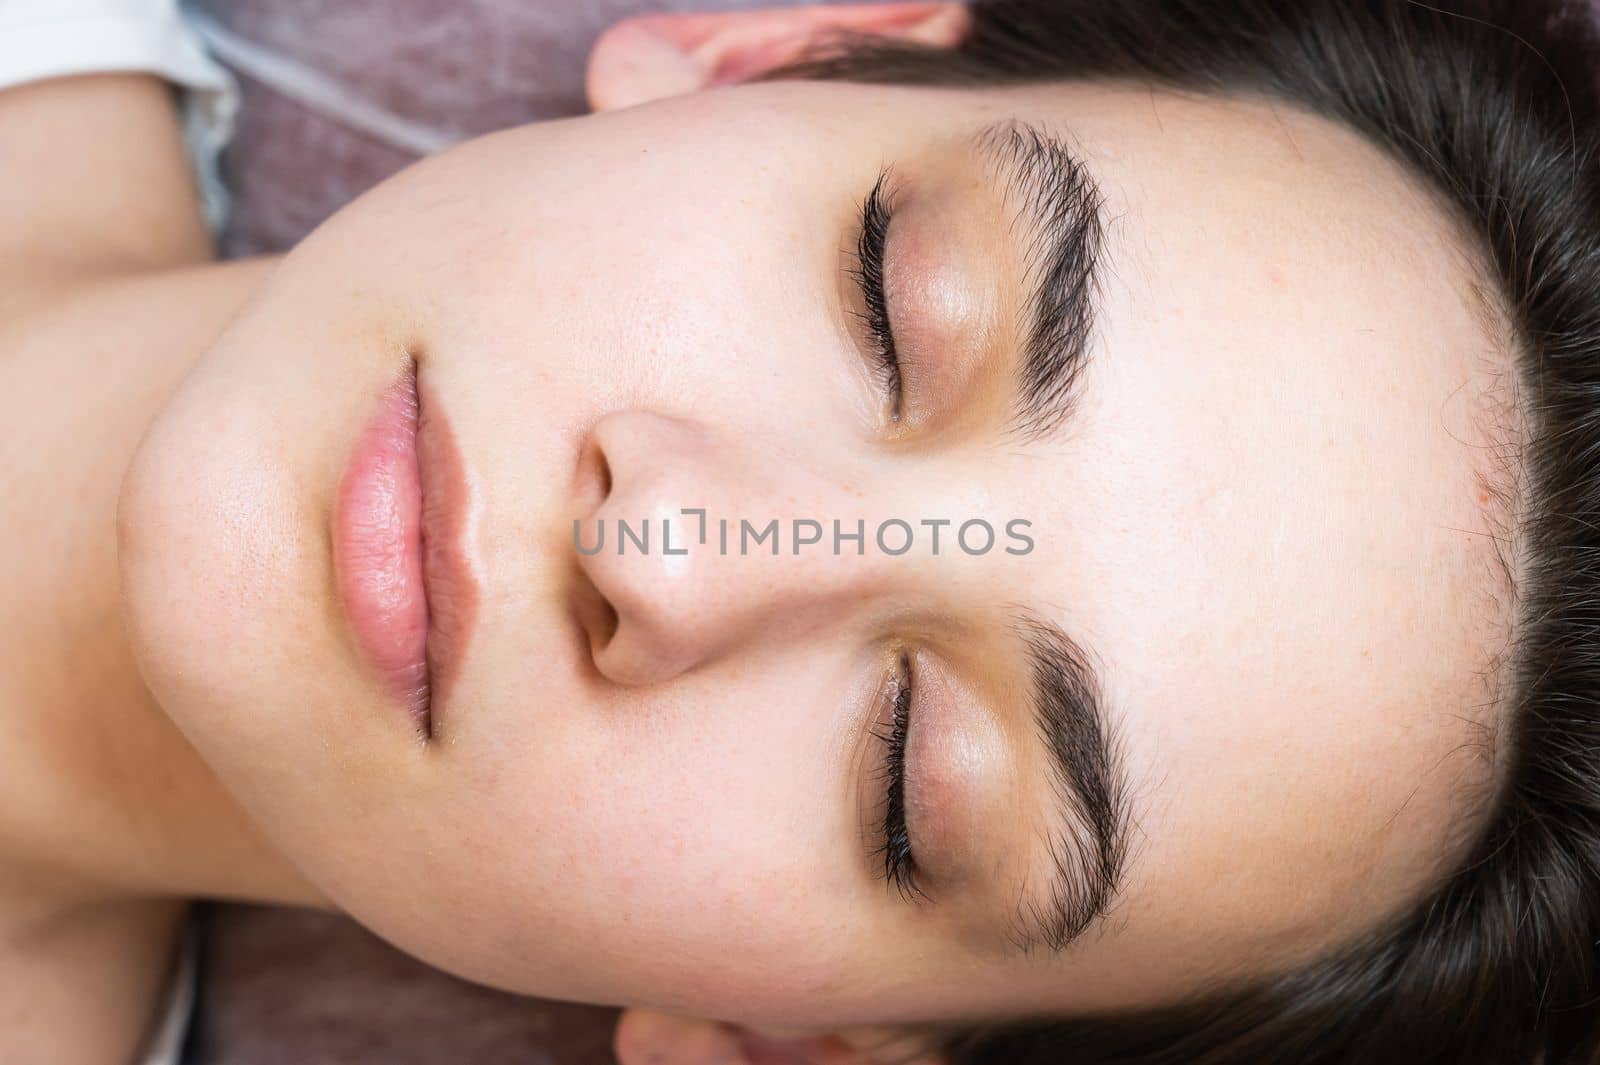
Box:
left=333, top=358, right=478, bottom=737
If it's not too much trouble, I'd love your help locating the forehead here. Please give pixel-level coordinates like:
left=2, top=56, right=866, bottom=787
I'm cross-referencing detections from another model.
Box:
left=981, top=85, right=1512, bottom=990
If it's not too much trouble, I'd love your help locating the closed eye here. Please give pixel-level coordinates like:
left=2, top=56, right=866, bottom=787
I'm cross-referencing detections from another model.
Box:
left=873, top=650, right=923, bottom=901
left=853, top=169, right=905, bottom=422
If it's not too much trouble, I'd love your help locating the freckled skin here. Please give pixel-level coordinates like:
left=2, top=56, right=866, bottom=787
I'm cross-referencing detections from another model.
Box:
left=116, top=80, right=1513, bottom=1027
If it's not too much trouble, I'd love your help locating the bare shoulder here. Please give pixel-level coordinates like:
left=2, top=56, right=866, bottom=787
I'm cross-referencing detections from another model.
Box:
left=0, top=880, right=188, bottom=1065
left=0, top=74, right=214, bottom=318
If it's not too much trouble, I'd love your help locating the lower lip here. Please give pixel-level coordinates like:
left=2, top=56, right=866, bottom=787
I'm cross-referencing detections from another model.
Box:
left=333, top=362, right=476, bottom=735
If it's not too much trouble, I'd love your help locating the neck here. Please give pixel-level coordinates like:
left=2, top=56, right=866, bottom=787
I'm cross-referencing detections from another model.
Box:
left=0, top=257, right=326, bottom=912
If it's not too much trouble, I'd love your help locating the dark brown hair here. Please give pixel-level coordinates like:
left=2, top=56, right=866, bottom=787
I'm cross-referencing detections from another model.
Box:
left=794, top=2, right=1600, bottom=1061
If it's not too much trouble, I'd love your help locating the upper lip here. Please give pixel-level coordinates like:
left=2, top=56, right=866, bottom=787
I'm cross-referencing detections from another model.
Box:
left=332, top=359, right=478, bottom=737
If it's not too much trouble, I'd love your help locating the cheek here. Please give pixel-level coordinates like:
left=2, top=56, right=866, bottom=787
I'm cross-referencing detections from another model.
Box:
left=338, top=651, right=875, bottom=1005
left=425, top=212, right=844, bottom=434
left=356, top=113, right=862, bottom=429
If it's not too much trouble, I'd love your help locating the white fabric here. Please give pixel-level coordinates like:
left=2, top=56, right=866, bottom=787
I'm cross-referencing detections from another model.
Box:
left=0, top=0, right=238, bottom=229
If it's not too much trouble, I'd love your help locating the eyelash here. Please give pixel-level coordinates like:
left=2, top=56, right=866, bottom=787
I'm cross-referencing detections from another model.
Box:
left=873, top=651, right=923, bottom=900
left=855, top=179, right=919, bottom=898
left=854, top=170, right=905, bottom=420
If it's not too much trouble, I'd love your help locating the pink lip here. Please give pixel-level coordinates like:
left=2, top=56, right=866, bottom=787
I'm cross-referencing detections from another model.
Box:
left=333, top=361, right=476, bottom=735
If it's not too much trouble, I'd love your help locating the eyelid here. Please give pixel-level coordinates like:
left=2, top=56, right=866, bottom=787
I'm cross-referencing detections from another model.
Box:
left=897, top=650, right=1003, bottom=895
left=854, top=171, right=992, bottom=437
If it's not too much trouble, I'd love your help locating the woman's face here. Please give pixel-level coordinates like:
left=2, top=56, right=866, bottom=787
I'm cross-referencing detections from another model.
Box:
left=120, top=78, right=1512, bottom=1026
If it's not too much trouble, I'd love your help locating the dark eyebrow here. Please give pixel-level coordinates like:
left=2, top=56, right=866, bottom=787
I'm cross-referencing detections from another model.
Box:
left=974, top=121, right=1107, bottom=439
left=1008, top=613, right=1131, bottom=955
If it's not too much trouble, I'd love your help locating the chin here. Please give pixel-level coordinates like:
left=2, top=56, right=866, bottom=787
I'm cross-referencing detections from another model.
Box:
left=120, top=360, right=301, bottom=749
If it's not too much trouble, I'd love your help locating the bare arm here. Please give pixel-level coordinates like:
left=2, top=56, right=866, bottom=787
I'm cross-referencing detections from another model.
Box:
left=0, top=73, right=213, bottom=317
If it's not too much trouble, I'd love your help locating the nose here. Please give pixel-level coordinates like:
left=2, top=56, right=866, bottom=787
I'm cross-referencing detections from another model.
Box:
left=573, top=410, right=894, bottom=686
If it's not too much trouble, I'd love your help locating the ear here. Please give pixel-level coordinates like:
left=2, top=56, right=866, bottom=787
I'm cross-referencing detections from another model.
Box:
left=586, top=3, right=970, bottom=112
left=614, top=1008, right=949, bottom=1065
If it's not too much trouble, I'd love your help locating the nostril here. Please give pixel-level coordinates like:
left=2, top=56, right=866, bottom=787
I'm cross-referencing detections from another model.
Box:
left=595, top=444, right=612, bottom=499
left=572, top=567, right=619, bottom=657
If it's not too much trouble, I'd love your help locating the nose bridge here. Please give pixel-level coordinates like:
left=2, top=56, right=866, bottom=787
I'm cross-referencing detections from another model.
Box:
left=576, top=411, right=898, bottom=684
